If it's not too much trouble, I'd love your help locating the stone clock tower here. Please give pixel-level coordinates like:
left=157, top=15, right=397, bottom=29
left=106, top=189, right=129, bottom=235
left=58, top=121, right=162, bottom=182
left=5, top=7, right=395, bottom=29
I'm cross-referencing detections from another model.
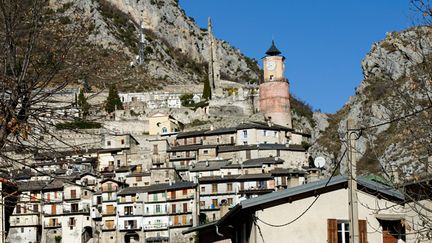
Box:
left=259, top=41, right=292, bottom=128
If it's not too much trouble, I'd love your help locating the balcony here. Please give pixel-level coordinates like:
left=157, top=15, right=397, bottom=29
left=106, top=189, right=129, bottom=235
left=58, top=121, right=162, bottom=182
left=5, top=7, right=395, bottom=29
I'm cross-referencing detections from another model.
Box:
left=120, top=224, right=141, bottom=231
left=169, top=155, right=196, bottom=161
left=174, top=165, right=189, bottom=171
left=45, top=222, right=61, bottom=228
left=63, top=207, right=90, bottom=215
left=151, top=155, right=167, bottom=165
left=145, top=211, right=168, bottom=216
left=102, top=226, right=116, bottom=231
left=168, top=209, right=190, bottom=215
left=64, top=197, right=81, bottom=201
left=167, top=194, right=193, bottom=201
left=144, top=223, right=168, bottom=230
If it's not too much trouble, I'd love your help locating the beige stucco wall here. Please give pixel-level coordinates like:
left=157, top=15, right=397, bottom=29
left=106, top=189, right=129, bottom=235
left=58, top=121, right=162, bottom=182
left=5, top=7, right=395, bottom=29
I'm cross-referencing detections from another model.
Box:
left=404, top=199, right=432, bottom=243
left=251, top=188, right=404, bottom=243
left=149, top=114, right=179, bottom=135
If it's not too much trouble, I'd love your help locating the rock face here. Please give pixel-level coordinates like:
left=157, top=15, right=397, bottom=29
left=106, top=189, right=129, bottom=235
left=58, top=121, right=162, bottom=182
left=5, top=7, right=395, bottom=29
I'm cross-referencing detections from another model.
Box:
left=54, top=0, right=260, bottom=88
left=312, top=26, right=432, bottom=179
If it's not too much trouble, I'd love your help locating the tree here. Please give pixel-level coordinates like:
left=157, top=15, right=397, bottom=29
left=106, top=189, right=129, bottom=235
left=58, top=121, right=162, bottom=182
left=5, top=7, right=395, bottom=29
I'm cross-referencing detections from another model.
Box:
left=77, top=89, right=90, bottom=119
left=411, top=0, right=432, bottom=25
left=180, top=93, right=194, bottom=107
left=0, top=0, right=87, bottom=166
left=202, top=76, right=211, bottom=100
left=105, top=84, right=123, bottom=113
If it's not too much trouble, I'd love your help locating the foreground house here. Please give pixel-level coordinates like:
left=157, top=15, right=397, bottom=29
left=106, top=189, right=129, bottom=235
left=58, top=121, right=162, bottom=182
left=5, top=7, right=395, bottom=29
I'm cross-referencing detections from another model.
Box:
left=184, top=176, right=411, bottom=243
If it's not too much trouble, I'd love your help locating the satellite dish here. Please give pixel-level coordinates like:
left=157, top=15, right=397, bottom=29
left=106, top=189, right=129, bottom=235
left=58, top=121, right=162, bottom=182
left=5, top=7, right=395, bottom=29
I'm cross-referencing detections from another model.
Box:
left=314, top=157, right=326, bottom=168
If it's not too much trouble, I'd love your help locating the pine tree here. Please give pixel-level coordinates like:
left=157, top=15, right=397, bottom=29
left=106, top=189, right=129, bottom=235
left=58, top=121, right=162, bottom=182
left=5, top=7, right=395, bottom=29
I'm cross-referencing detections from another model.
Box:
left=105, top=84, right=123, bottom=113
left=202, top=76, right=211, bottom=100
left=77, top=88, right=90, bottom=119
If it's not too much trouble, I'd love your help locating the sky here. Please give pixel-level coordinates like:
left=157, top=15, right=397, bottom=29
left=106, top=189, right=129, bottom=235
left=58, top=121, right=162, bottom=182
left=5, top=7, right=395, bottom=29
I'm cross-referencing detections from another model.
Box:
left=179, top=1, right=414, bottom=113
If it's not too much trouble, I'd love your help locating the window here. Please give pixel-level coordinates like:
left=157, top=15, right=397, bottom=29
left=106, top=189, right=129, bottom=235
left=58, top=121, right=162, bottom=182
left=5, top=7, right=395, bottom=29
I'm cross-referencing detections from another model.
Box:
left=337, top=221, right=349, bottom=243
left=16, top=205, right=21, bottom=214
left=33, top=204, right=38, bottom=213
left=203, top=150, right=208, bottom=155
left=106, top=205, right=114, bottom=214
left=136, top=176, right=142, bottom=182
left=200, top=201, right=205, bottom=207
left=327, top=219, right=367, bottom=243
left=153, top=144, right=158, bottom=155
left=107, top=183, right=113, bottom=191
left=227, top=198, right=233, bottom=205
left=201, top=186, right=205, bottom=192
left=71, top=203, right=78, bottom=212
left=155, top=205, right=161, bottom=213
left=117, top=160, right=121, bottom=167
left=270, top=75, right=274, bottom=80
left=70, top=189, right=77, bottom=199
left=16, top=218, right=20, bottom=223
left=212, top=184, right=218, bottom=193
left=182, top=189, right=188, bottom=196
left=84, top=191, right=88, bottom=196
left=124, top=206, right=133, bottom=215
left=105, top=220, right=114, bottom=229
left=121, top=139, right=125, bottom=145
left=263, top=130, right=267, bottom=136
left=243, top=130, right=248, bottom=138
left=171, top=204, right=176, bottom=213
left=69, top=217, right=75, bottom=227
left=107, top=141, right=111, bottom=146
left=97, top=196, right=102, bottom=205
left=183, top=203, right=188, bottom=213
left=162, top=127, right=168, bottom=133
left=227, top=183, right=233, bottom=192
left=21, top=227, right=24, bottom=233
left=212, top=199, right=218, bottom=208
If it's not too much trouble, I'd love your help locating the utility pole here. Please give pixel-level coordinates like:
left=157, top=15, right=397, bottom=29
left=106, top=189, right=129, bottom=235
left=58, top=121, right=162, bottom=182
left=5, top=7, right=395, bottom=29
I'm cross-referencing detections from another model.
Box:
left=347, top=119, right=359, bottom=243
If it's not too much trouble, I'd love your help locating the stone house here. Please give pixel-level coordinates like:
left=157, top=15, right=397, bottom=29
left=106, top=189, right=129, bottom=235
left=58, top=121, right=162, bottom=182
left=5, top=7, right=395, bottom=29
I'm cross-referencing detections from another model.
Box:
left=148, top=113, right=183, bottom=136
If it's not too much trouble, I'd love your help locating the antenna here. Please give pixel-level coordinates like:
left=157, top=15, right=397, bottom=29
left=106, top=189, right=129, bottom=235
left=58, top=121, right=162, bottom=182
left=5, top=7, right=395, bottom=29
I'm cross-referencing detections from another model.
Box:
left=314, top=156, right=326, bottom=168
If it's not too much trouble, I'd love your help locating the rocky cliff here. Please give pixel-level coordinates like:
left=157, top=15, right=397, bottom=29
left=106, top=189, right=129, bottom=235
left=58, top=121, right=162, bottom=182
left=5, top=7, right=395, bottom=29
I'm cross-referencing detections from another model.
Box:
left=52, top=0, right=260, bottom=90
left=311, top=26, right=432, bottom=179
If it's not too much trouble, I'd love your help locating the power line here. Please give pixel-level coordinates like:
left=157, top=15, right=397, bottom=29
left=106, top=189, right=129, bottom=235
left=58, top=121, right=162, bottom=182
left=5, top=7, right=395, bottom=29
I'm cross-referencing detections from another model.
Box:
left=354, top=105, right=432, bottom=131
left=254, top=148, right=348, bottom=228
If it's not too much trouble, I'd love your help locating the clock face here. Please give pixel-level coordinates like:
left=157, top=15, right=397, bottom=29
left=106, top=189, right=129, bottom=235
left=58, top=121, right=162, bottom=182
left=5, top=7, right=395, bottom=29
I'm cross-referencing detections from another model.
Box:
left=266, top=61, right=276, bottom=71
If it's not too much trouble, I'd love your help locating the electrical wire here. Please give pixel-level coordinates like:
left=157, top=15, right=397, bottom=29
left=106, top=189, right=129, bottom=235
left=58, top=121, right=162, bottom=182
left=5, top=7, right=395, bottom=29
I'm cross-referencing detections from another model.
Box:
left=353, top=105, right=432, bottom=132
left=253, top=148, right=348, bottom=228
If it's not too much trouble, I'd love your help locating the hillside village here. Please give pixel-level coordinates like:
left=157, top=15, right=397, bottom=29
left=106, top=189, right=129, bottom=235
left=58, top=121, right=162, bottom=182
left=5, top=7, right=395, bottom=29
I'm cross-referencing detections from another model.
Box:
left=1, top=1, right=432, bottom=243
left=0, top=36, right=319, bottom=243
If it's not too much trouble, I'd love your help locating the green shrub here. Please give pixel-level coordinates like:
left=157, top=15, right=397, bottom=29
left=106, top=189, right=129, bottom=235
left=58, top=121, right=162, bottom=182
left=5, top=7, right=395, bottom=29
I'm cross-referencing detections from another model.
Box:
left=56, top=120, right=101, bottom=130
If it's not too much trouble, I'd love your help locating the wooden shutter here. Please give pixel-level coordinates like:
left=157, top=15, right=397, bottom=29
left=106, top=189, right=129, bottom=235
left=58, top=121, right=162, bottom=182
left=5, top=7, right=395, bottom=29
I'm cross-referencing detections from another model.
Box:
left=327, top=218, right=338, bottom=243
left=359, top=219, right=367, bottom=243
